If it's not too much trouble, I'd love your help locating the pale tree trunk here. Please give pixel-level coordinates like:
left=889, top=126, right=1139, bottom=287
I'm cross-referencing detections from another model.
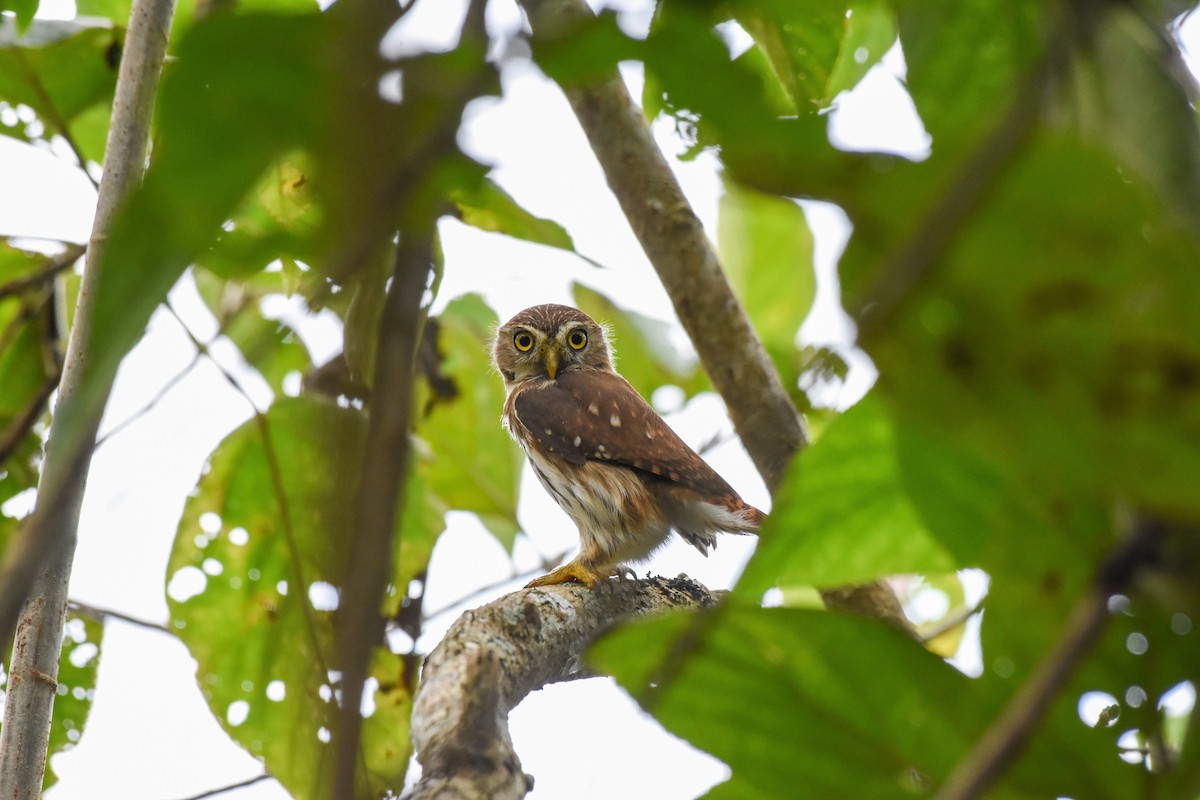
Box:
left=0, top=0, right=177, bottom=793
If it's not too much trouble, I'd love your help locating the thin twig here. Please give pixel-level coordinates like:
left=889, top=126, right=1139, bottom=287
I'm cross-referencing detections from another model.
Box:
left=166, top=773, right=272, bottom=800
left=0, top=372, right=59, bottom=466
left=0, top=245, right=86, bottom=302
left=920, top=600, right=985, bottom=645
left=93, top=351, right=202, bottom=448
left=67, top=599, right=171, bottom=634
left=935, top=519, right=1164, bottom=800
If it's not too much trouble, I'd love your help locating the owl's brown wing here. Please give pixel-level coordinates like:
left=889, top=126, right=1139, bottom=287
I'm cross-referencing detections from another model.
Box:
left=512, top=369, right=738, bottom=500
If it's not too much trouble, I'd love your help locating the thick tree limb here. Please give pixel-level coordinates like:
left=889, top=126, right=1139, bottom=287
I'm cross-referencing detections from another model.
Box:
left=0, top=0, right=176, bottom=794
left=404, top=576, right=720, bottom=800
left=519, top=0, right=911, bottom=634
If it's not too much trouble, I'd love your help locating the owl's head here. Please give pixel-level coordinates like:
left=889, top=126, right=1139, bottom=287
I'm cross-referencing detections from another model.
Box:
left=493, top=304, right=613, bottom=386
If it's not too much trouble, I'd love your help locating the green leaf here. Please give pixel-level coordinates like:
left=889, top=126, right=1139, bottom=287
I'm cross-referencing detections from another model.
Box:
left=591, top=607, right=979, bottom=798
left=895, top=0, right=1042, bottom=144
left=198, top=155, right=322, bottom=282
left=825, top=0, right=896, bottom=101
left=416, top=294, right=522, bottom=549
left=738, top=395, right=956, bottom=596
left=0, top=17, right=120, bottom=161
left=859, top=136, right=1200, bottom=519
left=732, top=0, right=849, bottom=110
left=451, top=177, right=582, bottom=259
left=573, top=283, right=707, bottom=401
left=0, top=0, right=38, bottom=35
left=76, top=0, right=133, bottom=22
left=222, top=310, right=311, bottom=396
left=718, top=178, right=815, bottom=398
left=1058, top=6, right=1200, bottom=234
left=59, top=11, right=323, bottom=473
left=167, top=396, right=441, bottom=798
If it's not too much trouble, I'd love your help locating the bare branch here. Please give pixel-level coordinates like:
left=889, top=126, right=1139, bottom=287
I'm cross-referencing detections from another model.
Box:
left=166, top=773, right=272, bottom=800
left=404, top=575, right=721, bottom=800
left=0, top=244, right=85, bottom=302
left=67, top=600, right=171, bottom=635
left=0, top=0, right=178, bottom=792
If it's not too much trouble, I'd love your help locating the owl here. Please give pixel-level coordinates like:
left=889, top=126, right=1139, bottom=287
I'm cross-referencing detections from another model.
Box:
left=493, top=304, right=763, bottom=589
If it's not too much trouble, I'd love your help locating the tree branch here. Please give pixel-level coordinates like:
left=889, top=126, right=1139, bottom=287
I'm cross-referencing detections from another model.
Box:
left=404, top=575, right=721, bottom=800
left=0, top=244, right=85, bottom=302
left=0, top=0, right=177, bottom=793
left=518, top=0, right=911, bottom=633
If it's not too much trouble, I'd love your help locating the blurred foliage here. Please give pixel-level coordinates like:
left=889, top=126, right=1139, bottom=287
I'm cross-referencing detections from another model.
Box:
left=1, top=0, right=1199, bottom=796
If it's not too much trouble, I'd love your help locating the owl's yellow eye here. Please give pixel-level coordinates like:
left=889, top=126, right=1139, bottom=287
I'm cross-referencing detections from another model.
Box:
left=567, top=329, right=588, bottom=350
left=514, top=331, right=535, bottom=352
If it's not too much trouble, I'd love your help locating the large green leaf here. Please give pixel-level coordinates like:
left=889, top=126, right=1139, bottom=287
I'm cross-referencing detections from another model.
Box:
left=416, top=294, right=522, bottom=549
left=591, top=608, right=980, bottom=798
left=894, top=0, right=1042, bottom=144
left=862, top=136, right=1200, bottom=519
left=738, top=395, right=956, bottom=596
left=166, top=396, right=443, bottom=798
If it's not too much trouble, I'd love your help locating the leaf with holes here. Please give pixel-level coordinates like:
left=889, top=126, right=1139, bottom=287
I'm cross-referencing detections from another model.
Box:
left=166, top=396, right=442, bottom=798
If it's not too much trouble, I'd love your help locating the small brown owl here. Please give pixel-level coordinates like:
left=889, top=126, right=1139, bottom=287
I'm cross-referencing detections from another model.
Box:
left=493, top=303, right=763, bottom=589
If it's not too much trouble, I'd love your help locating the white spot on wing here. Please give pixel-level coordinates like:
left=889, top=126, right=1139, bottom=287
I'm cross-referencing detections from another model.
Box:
left=610, top=414, right=621, bottom=427
left=573, top=436, right=582, bottom=447
left=587, top=402, right=600, bottom=416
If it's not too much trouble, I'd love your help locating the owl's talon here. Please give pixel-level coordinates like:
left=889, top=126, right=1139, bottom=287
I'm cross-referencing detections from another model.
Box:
left=526, top=560, right=605, bottom=590
left=613, top=565, right=636, bottom=581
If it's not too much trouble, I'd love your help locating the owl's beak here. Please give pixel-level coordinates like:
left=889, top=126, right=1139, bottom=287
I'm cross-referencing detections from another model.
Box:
left=542, top=343, right=561, bottom=380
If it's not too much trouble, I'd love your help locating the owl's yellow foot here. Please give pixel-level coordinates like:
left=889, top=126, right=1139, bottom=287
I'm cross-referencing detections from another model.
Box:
left=526, top=560, right=607, bottom=590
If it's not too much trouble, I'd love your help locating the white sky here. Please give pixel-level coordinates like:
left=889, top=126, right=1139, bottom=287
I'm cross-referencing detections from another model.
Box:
left=0, top=1, right=1196, bottom=798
